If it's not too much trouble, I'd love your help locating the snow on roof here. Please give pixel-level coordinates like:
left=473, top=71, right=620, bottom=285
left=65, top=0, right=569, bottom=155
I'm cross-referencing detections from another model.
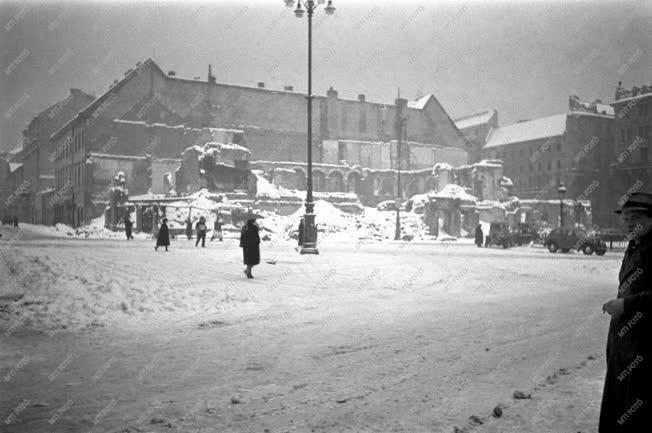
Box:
left=612, top=92, right=652, bottom=105
left=90, top=153, right=148, bottom=160
left=454, top=110, right=495, bottom=130
left=596, top=103, right=615, bottom=116
left=434, top=162, right=454, bottom=171
left=407, top=94, right=432, bottom=110
left=9, top=163, right=22, bottom=172
left=484, top=114, right=566, bottom=149
left=430, top=184, right=477, bottom=203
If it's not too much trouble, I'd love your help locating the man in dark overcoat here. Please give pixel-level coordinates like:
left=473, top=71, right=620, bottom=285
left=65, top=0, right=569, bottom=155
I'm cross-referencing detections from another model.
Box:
left=600, top=192, right=652, bottom=431
left=155, top=218, right=170, bottom=252
left=474, top=224, right=483, bottom=247
left=240, top=218, right=260, bottom=279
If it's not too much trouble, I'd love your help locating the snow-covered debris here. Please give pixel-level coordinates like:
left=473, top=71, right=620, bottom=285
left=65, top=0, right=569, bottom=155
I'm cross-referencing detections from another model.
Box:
left=430, top=184, right=478, bottom=203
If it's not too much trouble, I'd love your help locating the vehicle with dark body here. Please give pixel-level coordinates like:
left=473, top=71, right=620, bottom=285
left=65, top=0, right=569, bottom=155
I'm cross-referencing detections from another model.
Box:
left=543, top=227, right=607, bottom=255
left=512, top=222, right=540, bottom=245
left=484, top=223, right=513, bottom=248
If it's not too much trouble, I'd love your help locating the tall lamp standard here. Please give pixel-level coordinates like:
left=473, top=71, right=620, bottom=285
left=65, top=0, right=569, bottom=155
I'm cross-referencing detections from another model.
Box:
left=558, top=182, right=566, bottom=228
left=395, top=117, right=407, bottom=241
left=285, top=0, right=336, bottom=255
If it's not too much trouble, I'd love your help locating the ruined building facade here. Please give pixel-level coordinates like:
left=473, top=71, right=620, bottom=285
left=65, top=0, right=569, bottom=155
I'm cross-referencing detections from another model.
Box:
left=45, top=58, right=469, bottom=227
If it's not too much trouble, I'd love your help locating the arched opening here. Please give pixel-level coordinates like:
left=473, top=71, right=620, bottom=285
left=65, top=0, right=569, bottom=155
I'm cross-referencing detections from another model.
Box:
left=407, top=181, right=419, bottom=197
left=347, top=172, right=362, bottom=194
left=294, top=168, right=306, bottom=190
left=313, top=170, right=327, bottom=192
left=380, top=177, right=395, bottom=196
left=327, top=170, right=345, bottom=192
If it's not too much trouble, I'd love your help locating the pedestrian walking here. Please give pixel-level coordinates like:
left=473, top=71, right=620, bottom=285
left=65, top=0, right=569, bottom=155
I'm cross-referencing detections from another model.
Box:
left=155, top=218, right=170, bottom=252
left=599, top=192, right=652, bottom=432
left=475, top=224, right=483, bottom=248
left=124, top=216, right=134, bottom=240
left=13, top=215, right=18, bottom=229
left=296, top=217, right=304, bottom=251
left=240, top=218, right=260, bottom=279
left=211, top=216, right=223, bottom=241
left=195, top=216, right=207, bottom=247
left=185, top=218, right=192, bottom=240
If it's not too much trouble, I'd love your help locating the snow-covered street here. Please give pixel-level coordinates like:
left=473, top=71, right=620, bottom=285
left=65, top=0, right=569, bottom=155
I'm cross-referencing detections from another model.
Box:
left=1, top=230, right=621, bottom=432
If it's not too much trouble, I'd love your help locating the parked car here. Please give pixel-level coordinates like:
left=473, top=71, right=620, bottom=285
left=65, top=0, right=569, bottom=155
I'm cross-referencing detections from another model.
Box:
left=543, top=227, right=607, bottom=255
left=512, top=222, right=540, bottom=245
left=485, top=223, right=513, bottom=248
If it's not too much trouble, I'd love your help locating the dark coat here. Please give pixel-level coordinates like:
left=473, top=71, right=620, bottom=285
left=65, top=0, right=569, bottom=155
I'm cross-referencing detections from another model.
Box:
left=156, top=223, right=170, bottom=246
left=474, top=226, right=483, bottom=245
left=195, top=221, right=207, bottom=234
left=124, top=218, right=133, bottom=234
left=599, top=231, right=652, bottom=432
left=298, top=220, right=304, bottom=246
left=240, top=222, right=260, bottom=265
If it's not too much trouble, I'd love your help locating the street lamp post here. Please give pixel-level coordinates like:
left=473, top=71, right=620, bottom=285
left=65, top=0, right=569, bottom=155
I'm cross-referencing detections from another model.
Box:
left=395, top=117, right=406, bottom=241
left=286, top=0, right=335, bottom=255
left=558, top=182, right=566, bottom=228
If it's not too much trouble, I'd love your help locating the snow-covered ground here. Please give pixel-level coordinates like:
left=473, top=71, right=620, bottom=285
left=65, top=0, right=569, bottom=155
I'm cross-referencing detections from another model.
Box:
left=0, top=233, right=621, bottom=433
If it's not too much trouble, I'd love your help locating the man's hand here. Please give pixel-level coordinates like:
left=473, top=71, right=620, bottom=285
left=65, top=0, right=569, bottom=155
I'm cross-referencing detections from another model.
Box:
left=602, top=298, right=625, bottom=317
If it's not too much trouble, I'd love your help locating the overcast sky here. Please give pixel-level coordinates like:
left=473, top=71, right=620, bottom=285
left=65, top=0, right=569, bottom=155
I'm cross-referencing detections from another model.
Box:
left=1, top=0, right=650, bottom=151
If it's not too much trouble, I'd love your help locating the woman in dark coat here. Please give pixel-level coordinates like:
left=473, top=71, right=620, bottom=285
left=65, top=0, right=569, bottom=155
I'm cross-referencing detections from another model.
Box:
left=124, top=216, right=133, bottom=240
left=298, top=217, right=304, bottom=247
left=240, top=218, right=260, bottom=278
left=155, top=218, right=170, bottom=251
left=474, top=224, right=483, bottom=247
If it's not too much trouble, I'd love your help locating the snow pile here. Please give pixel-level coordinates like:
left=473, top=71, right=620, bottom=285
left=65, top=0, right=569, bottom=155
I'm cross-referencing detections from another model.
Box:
left=0, top=247, right=250, bottom=332
left=256, top=200, right=430, bottom=243
left=254, top=171, right=282, bottom=199
left=165, top=190, right=237, bottom=230
left=431, top=184, right=478, bottom=203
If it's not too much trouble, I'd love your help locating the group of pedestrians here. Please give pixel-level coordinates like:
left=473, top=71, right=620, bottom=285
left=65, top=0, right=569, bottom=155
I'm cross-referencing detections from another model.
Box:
left=152, top=215, right=260, bottom=279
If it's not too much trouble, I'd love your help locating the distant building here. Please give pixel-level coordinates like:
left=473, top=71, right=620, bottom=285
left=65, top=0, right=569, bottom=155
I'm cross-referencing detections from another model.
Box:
left=481, top=95, right=614, bottom=227
left=609, top=81, right=651, bottom=227
left=49, top=58, right=470, bottom=227
left=454, top=110, right=498, bottom=163
left=18, top=88, right=95, bottom=224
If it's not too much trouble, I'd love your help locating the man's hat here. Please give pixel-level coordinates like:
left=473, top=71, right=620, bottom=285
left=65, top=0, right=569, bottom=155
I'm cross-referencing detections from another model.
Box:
left=615, top=192, right=652, bottom=214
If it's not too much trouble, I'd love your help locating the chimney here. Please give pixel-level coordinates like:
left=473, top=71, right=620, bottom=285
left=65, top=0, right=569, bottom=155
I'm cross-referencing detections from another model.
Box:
left=327, top=86, right=338, bottom=98
left=358, top=94, right=365, bottom=102
left=167, top=70, right=176, bottom=77
left=208, top=64, right=216, bottom=83
left=257, top=82, right=265, bottom=88
left=284, top=85, right=294, bottom=91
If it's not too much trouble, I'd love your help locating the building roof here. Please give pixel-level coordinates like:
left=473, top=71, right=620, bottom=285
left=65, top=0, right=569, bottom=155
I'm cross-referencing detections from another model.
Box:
left=612, top=91, right=652, bottom=105
left=407, top=94, right=433, bottom=110
left=51, top=59, right=166, bottom=141
left=484, top=114, right=567, bottom=149
left=454, top=110, right=496, bottom=130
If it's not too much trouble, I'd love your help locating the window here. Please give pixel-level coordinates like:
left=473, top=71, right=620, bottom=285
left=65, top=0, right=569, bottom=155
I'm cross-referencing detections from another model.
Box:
left=627, top=129, right=632, bottom=144
left=520, top=149, right=524, bottom=158
left=639, top=100, right=648, bottom=117
left=359, top=106, right=367, bottom=133
left=639, top=126, right=645, bottom=141
left=547, top=161, right=551, bottom=170
left=557, top=160, right=561, bottom=169
left=621, top=129, right=627, bottom=146
left=556, top=141, right=561, bottom=152
left=641, top=147, right=648, bottom=164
